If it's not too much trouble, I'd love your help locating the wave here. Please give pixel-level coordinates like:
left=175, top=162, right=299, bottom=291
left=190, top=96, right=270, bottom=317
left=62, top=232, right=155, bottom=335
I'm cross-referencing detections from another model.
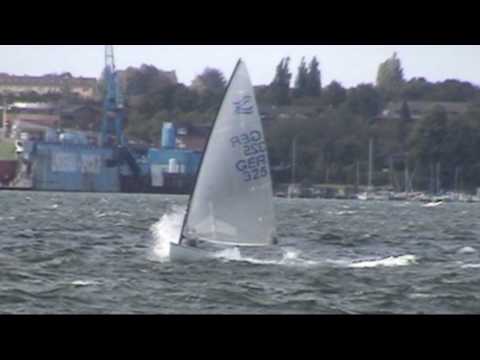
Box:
left=458, top=246, right=477, bottom=254
left=150, top=208, right=318, bottom=267
left=214, top=247, right=320, bottom=267
left=71, top=280, right=100, bottom=287
left=214, top=251, right=418, bottom=269
left=348, top=255, right=417, bottom=268
left=423, top=202, right=443, bottom=208
left=408, top=293, right=434, bottom=299
left=461, top=264, right=480, bottom=269
left=335, top=211, right=357, bottom=216
left=150, top=209, right=417, bottom=270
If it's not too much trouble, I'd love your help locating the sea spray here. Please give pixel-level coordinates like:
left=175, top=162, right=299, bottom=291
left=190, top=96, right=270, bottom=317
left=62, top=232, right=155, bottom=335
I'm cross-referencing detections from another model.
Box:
left=151, top=207, right=186, bottom=260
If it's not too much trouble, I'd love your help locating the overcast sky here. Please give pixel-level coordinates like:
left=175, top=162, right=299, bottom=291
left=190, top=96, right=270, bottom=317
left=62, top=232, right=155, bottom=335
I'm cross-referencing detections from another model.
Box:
left=0, top=45, right=479, bottom=87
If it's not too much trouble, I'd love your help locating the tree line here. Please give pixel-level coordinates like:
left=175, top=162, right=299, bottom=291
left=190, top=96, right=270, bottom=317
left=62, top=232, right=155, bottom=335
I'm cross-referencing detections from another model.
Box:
left=4, top=53, right=480, bottom=193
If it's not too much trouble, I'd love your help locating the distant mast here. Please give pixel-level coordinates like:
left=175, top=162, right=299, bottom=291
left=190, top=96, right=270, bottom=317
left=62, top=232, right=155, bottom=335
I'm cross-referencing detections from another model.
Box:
left=368, top=137, right=374, bottom=192
left=1, top=98, right=8, bottom=139
left=289, top=135, right=298, bottom=199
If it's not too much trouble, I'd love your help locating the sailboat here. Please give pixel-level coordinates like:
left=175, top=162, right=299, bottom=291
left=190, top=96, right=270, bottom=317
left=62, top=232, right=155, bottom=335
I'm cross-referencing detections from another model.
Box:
left=170, top=60, right=277, bottom=262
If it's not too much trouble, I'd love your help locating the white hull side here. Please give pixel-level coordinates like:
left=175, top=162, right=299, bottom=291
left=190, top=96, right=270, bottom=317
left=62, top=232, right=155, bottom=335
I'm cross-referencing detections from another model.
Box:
left=170, top=243, right=215, bottom=262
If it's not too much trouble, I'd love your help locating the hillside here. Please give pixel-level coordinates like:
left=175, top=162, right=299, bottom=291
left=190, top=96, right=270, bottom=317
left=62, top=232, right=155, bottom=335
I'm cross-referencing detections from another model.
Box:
left=3, top=52, right=480, bottom=192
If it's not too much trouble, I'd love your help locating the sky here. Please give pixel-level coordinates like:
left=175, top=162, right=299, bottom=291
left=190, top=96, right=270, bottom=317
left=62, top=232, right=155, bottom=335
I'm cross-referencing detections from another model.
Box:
left=0, top=45, right=479, bottom=87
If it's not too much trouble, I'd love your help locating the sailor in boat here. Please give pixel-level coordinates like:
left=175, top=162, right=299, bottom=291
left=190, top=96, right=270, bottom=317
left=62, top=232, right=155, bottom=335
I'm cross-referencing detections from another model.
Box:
left=181, top=236, right=198, bottom=248
left=170, top=59, right=277, bottom=262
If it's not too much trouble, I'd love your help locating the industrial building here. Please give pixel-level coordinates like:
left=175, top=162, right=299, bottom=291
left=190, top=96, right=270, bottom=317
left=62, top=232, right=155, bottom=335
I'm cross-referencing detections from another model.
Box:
left=148, top=122, right=202, bottom=194
left=1, top=46, right=206, bottom=194
left=0, top=73, right=98, bottom=99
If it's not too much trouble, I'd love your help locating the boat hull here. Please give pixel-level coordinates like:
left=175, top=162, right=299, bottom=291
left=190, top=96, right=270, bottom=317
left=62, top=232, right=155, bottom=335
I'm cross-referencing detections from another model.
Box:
left=170, top=243, right=215, bottom=262
left=0, top=160, right=17, bottom=186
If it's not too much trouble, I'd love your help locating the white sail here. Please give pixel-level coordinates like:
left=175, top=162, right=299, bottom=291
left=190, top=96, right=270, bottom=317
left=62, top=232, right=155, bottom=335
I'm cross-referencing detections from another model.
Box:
left=181, top=60, right=276, bottom=247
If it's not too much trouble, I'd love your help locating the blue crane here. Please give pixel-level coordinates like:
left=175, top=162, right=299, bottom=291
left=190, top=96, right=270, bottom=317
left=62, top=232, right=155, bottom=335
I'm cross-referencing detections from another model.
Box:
left=101, top=45, right=125, bottom=147
left=100, top=45, right=140, bottom=177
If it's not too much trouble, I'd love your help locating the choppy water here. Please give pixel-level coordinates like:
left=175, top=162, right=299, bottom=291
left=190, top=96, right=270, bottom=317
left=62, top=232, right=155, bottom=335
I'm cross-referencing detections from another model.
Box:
left=1, top=191, right=480, bottom=314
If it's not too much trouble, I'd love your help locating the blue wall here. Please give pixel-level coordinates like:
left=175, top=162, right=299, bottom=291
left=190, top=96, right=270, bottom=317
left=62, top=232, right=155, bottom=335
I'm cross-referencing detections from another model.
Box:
left=32, top=144, right=120, bottom=192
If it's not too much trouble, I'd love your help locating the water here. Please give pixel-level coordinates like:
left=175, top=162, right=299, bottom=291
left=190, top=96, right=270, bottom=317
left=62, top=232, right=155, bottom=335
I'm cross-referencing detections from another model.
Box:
left=1, top=191, right=480, bottom=314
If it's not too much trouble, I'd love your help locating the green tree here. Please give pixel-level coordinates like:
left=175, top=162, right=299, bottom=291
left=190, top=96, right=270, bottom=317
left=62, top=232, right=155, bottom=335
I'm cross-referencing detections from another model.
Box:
left=193, top=68, right=227, bottom=96
left=306, top=57, right=321, bottom=97
left=323, top=81, right=347, bottom=108
left=126, top=65, right=160, bottom=95
left=270, top=57, right=292, bottom=106
left=294, top=57, right=309, bottom=98
left=173, top=84, right=199, bottom=112
left=377, top=52, right=405, bottom=101
left=450, top=111, right=480, bottom=190
left=345, top=84, right=383, bottom=119
left=400, top=100, right=411, bottom=122
left=431, top=79, right=478, bottom=102
left=409, top=105, right=449, bottom=168
left=402, top=77, right=433, bottom=101
left=124, top=65, right=176, bottom=97
left=397, top=100, right=412, bottom=149
left=192, top=68, right=227, bottom=112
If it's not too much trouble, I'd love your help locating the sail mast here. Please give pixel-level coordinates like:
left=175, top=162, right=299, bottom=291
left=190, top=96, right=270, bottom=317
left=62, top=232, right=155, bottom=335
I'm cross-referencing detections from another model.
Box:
left=179, top=59, right=244, bottom=245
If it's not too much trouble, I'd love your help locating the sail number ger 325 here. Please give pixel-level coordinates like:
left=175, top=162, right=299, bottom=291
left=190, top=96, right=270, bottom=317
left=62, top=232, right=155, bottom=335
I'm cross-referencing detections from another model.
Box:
left=231, top=130, right=269, bottom=183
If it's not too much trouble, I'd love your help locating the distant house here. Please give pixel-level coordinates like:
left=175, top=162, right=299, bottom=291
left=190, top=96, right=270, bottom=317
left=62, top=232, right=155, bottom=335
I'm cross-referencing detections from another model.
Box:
left=1, top=102, right=58, bottom=139
left=0, top=73, right=98, bottom=99
left=378, top=101, right=470, bottom=121
left=60, top=105, right=103, bottom=131
left=5, top=102, right=104, bottom=142
left=9, top=102, right=57, bottom=113
left=10, top=113, right=61, bottom=141
left=175, top=123, right=211, bottom=152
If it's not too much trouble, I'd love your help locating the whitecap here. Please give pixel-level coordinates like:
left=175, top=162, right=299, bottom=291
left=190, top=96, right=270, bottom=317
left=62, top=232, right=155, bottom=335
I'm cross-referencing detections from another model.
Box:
left=71, top=280, right=100, bottom=287
left=336, top=211, right=357, bottom=216
left=324, top=259, right=351, bottom=267
left=409, top=293, right=433, bottom=299
left=461, top=264, right=480, bottom=269
left=423, top=202, right=443, bottom=208
left=349, top=255, right=417, bottom=268
left=458, top=246, right=477, bottom=254
left=214, top=247, right=244, bottom=261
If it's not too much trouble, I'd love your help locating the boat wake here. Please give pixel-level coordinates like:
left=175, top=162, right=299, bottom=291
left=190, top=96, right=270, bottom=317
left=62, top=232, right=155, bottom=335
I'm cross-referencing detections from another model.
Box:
left=214, top=247, right=319, bottom=267
left=150, top=208, right=317, bottom=266
left=214, top=250, right=417, bottom=269
left=151, top=209, right=417, bottom=269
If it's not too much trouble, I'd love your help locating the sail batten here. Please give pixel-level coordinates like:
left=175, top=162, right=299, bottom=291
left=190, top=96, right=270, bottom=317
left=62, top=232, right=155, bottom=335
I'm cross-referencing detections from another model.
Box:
left=181, top=60, right=275, bottom=247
